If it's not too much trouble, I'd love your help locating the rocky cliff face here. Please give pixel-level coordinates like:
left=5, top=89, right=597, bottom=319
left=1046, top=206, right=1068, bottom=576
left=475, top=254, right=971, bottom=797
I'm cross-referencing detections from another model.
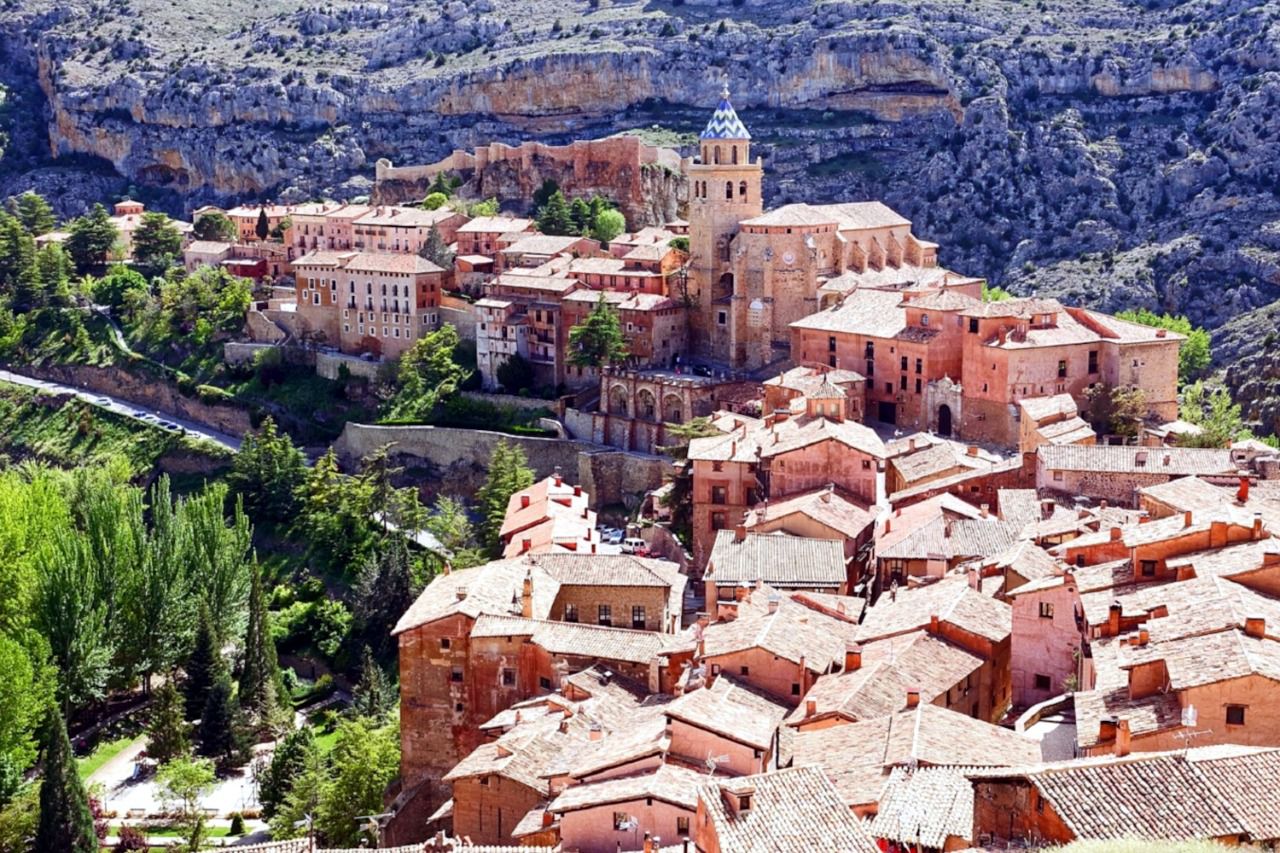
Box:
left=4, top=0, right=1280, bottom=429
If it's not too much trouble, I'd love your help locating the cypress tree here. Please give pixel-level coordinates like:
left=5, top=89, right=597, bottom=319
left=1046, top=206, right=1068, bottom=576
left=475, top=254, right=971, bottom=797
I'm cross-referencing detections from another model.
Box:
left=351, top=645, right=394, bottom=720
left=184, top=603, right=218, bottom=720
left=238, top=561, right=285, bottom=730
left=35, top=708, right=98, bottom=853
left=535, top=190, right=575, bottom=236
left=146, top=679, right=191, bottom=764
left=197, top=669, right=238, bottom=765
left=255, top=208, right=270, bottom=241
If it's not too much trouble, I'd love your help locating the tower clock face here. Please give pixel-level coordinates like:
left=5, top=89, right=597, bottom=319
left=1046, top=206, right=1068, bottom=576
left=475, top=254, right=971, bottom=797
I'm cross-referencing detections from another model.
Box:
left=782, top=251, right=796, bottom=266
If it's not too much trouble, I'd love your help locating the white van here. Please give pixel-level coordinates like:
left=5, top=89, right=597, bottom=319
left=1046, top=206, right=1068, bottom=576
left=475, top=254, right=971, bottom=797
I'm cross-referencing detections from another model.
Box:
left=621, top=537, right=647, bottom=555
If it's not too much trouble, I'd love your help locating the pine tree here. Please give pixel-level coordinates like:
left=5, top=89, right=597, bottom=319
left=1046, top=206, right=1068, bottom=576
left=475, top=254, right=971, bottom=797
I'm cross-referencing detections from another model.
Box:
left=197, top=669, right=239, bottom=765
left=255, top=208, right=270, bottom=241
left=418, top=223, right=454, bottom=268
left=238, top=561, right=285, bottom=730
left=147, top=679, right=191, bottom=764
left=192, top=211, right=237, bottom=243
left=227, top=416, right=306, bottom=523
left=64, top=204, right=118, bottom=275
left=184, top=603, right=219, bottom=720
left=354, top=540, right=413, bottom=659
left=535, top=190, right=575, bottom=236
left=34, top=243, right=72, bottom=307
left=567, top=292, right=629, bottom=367
left=35, top=708, right=98, bottom=853
left=352, top=645, right=393, bottom=720
left=569, top=197, right=591, bottom=235
left=10, top=191, right=56, bottom=236
left=131, top=212, right=183, bottom=275
left=475, top=439, right=535, bottom=555
left=0, top=213, right=36, bottom=299
left=258, top=726, right=316, bottom=819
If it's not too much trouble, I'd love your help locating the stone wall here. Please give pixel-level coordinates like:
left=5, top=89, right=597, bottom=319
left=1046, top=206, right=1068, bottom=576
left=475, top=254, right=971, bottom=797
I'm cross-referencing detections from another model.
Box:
left=224, top=342, right=277, bottom=366
left=316, top=351, right=382, bottom=381
left=334, top=423, right=667, bottom=507
left=7, top=362, right=253, bottom=437
left=458, top=390, right=558, bottom=414
left=245, top=308, right=288, bottom=344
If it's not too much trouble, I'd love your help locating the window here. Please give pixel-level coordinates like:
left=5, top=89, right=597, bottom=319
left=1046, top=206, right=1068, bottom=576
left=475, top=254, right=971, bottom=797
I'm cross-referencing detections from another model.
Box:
left=865, top=359, right=875, bottom=377
left=864, top=341, right=874, bottom=358
left=1088, top=350, right=1099, bottom=373
left=614, top=812, right=629, bottom=831
left=1039, top=602, right=1055, bottom=619
left=677, top=817, right=690, bottom=836
left=969, top=317, right=979, bottom=333
left=1140, top=560, right=1157, bottom=577
left=861, top=459, right=872, bottom=470
left=828, top=336, right=837, bottom=353
left=915, top=358, right=923, bottom=374
left=450, top=667, right=463, bottom=683
left=440, top=638, right=451, bottom=650
left=1226, top=705, right=1246, bottom=726
left=725, top=182, right=733, bottom=200
left=738, top=180, right=747, bottom=197
left=479, top=776, right=490, bottom=787
left=740, top=665, right=749, bottom=676
left=791, top=682, right=801, bottom=696
left=712, top=461, right=724, bottom=473
left=539, top=676, right=551, bottom=690
left=455, top=702, right=464, bottom=712
left=901, top=356, right=908, bottom=371
left=899, top=375, right=907, bottom=391
left=884, top=382, right=893, bottom=395
left=564, top=604, right=578, bottom=623
left=920, top=314, right=929, bottom=327
left=1058, top=360, right=1068, bottom=378
left=1053, top=470, right=1063, bottom=482
left=1035, top=793, right=1045, bottom=813
left=632, top=606, right=646, bottom=630
left=915, top=378, right=922, bottom=394
left=711, top=512, right=727, bottom=530
left=717, top=311, right=727, bottom=326
left=502, top=668, right=515, bottom=686
left=598, top=605, right=612, bottom=627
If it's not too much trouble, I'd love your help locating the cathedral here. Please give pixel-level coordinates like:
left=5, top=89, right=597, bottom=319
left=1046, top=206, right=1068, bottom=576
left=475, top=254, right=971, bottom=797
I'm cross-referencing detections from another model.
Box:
left=683, top=89, right=942, bottom=371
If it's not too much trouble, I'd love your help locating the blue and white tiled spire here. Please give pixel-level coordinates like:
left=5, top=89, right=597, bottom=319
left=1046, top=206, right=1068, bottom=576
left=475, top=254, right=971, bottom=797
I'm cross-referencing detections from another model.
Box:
left=699, top=84, right=751, bottom=140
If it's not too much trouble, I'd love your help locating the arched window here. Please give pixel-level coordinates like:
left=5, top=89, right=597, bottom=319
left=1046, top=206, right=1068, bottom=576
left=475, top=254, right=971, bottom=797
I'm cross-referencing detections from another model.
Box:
left=732, top=146, right=739, bottom=165
left=725, top=182, right=733, bottom=200
left=714, top=146, right=721, bottom=164
left=739, top=181, right=747, bottom=198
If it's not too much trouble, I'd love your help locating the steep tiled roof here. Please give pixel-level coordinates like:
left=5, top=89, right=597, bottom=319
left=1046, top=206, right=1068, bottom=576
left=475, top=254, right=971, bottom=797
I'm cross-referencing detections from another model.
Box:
left=790, top=287, right=906, bottom=335
left=502, top=234, right=590, bottom=257
left=758, top=414, right=888, bottom=460
left=902, top=289, right=980, bottom=312
left=706, top=531, right=846, bottom=589
left=1073, top=687, right=1182, bottom=749
left=857, top=576, right=1012, bottom=644
left=869, top=766, right=975, bottom=849
left=701, top=598, right=854, bottom=674
left=816, top=201, right=912, bottom=231
left=457, top=216, right=534, bottom=234
left=746, top=487, right=876, bottom=542
left=700, top=90, right=751, bottom=140
left=1189, top=749, right=1280, bottom=840
left=343, top=252, right=444, bottom=274
left=890, top=441, right=994, bottom=487
left=665, top=676, right=788, bottom=751
left=1038, top=444, right=1236, bottom=476
left=697, top=766, right=878, bottom=853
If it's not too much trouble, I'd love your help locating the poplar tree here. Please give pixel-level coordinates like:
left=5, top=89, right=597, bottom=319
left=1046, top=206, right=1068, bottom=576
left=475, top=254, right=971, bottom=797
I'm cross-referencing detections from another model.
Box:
left=238, top=561, right=286, bottom=731
left=35, top=708, right=97, bottom=853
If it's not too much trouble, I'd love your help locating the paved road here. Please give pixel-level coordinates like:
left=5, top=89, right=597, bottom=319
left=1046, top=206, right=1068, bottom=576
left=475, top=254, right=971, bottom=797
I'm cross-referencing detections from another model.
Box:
left=0, top=368, right=242, bottom=453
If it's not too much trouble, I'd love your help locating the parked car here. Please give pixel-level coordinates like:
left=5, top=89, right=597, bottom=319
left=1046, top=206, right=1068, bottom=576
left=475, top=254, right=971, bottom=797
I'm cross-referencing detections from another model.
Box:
left=621, top=537, right=647, bottom=554
left=602, top=528, right=624, bottom=545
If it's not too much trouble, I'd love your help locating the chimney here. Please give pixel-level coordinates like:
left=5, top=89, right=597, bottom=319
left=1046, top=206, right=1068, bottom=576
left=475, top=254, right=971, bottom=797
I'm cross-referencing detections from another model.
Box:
left=734, top=523, right=747, bottom=543
left=1254, top=512, right=1264, bottom=540
left=997, top=327, right=1007, bottom=345
left=574, top=484, right=582, bottom=497
left=731, top=439, right=737, bottom=456
left=1108, top=601, right=1122, bottom=636
left=805, top=699, right=816, bottom=718
left=1245, top=616, right=1266, bottom=639
left=589, top=723, right=603, bottom=742
left=929, top=613, right=940, bottom=635
left=1137, top=628, right=1149, bottom=646
left=1184, top=510, right=1194, bottom=529
left=1099, top=716, right=1117, bottom=744
left=456, top=586, right=468, bottom=601
left=908, top=437, right=916, bottom=452
left=885, top=517, right=892, bottom=534
left=967, top=445, right=979, bottom=457
left=1176, top=564, right=1196, bottom=582
left=542, top=810, right=554, bottom=828
left=1265, top=549, right=1280, bottom=567
left=767, top=595, right=780, bottom=615
left=1156, top=328, right=1167, bottom=338
left=980, top=503, right=989, bottom=518
left=1115, top=718, right=1131, bottom=757
left=521, top=538, right=532, bottom=554
left=1238, top=476, right=1251, bottom=504
left=520, top=494, right=531, bottom=509
left=845, top=643, right=862, bottom=671
left=1110, top=526, right=1122, bottom=541
left=735, top=583, right=750, bottom=602
left=521, top=573, right=533, bottom=618
left=906, top=687, right=921, bottom=709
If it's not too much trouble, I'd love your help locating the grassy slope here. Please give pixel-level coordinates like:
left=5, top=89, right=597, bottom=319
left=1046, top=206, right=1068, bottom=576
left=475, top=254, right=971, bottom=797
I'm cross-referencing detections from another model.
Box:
left=0, top=382, right=230, bottom=478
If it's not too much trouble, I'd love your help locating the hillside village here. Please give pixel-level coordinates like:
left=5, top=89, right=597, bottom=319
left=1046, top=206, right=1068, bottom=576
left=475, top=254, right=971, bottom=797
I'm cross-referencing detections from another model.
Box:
left=14, top=89, right=1280, bottom=851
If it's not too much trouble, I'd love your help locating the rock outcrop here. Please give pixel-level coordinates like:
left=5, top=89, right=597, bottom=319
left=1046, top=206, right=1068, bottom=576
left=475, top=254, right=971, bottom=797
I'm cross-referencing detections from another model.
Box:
left=3, top=0, right=1280, bottom=426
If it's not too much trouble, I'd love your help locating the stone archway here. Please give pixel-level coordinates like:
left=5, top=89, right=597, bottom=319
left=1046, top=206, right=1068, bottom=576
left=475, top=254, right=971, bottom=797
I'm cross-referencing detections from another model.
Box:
left=609, top=384, right=629, bottom=416
left=637, top=389, right=657, bottom=422
left=938, top=404, right=953, bottom=437
left=663, top=393, right=684, bottom=425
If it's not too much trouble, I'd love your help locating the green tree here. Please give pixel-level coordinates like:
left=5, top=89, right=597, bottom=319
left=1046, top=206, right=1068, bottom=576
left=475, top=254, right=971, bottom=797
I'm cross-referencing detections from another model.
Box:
left=567, top=293, right=628, bottom=368
left=196, top=668, right=240, bottom=766
left=64, top=204, right=118, bottom=275
left=122, top=477, right=191, bottom=692
left=295, top=448, right=377, bottom=575
left=1115, top=308, right=1211, bottom=384
left=0, top=784, right=40, bottom=853
left=0, top=214, right=36, bottom=305
left=131, top=212, right=183, bottom=275
left=424, top=496, right=484, bottom=570
left=146, top=680, right=191, bottom=765
left=351, top=645, right=394, bottom=720
left=238, top=561, right=286, bottom=731
left=192, top=212, right=237, bottom=243
left=258, top=726, right=316, bottom=819
left=535, top=189, right=575, bottom=236
left=0, top=632, right=53, bottom=802
left=182, top=484, right=252, bottom=642
left=91, top=264, right=148, bottom=310
left=419, top=223, right=454, bottom=269
left=465, top=198, right=499, bottom=217
left=267, top=738, right=325, bottom=840
left=475, top=438, right=535, bottom=555
left=270, top=216, right=291, bottom=242
left=315, top=718, right=400, bottom=846
left=569, top=197, right=592, bottom=235
left=33, top=244, right=72, bottom=308
left=35, top=526, right=112, bottom=711
left=531, top=178, right=559, bottom=210
left=981, top=283, right=1013, bottom=302
left=155, top=756, right=216, bottom=852
left=656, top=417, right=721, bottom=545
left=35, top=708, right=97, bottom=853
left=255, top=209, right=270, bottom=242
left=353, top=540, right=414, bottom=660
left=495, top=352, right=535, bottom=393
left=421, top=192, right=448, bottom=211
left=1082, top=383, right=1147, bottom=439
left=8, top=192, right=55, bottom=237
left=590, top=208, right=626, bottom=244
left=427, top=171, right=455, bottom=198
left=668, top=236, right=689, bottom=252
left=387, top=323, right=471, bottom=420
left=183, top=603, right=219, bottom=720
left=1179, top=381, right=1249, bottom=448
left=227, top=417, right=306, bottom=523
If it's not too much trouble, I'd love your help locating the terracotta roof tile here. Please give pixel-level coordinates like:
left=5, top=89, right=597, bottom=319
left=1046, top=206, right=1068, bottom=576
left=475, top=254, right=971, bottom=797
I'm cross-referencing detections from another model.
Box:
left=706, top=531, right=847, bottom=589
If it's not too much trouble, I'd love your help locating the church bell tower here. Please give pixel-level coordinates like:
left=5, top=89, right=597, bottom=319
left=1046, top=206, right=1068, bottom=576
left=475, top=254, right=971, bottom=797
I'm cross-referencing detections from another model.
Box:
left=684, top=86, right=763, bottom=361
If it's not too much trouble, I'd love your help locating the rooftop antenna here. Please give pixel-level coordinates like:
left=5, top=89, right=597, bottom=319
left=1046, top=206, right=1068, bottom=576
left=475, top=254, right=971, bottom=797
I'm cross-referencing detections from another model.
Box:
left=705, top=750, right=731, bottom=774
left=1174, top=704, right=1211, bottom=753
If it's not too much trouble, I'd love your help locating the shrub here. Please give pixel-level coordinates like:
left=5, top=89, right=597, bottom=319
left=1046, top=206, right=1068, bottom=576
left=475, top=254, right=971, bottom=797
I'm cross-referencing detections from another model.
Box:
left=113, top=826, right=148, bottom=851
left=229, top=813, right=245, bottom=835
